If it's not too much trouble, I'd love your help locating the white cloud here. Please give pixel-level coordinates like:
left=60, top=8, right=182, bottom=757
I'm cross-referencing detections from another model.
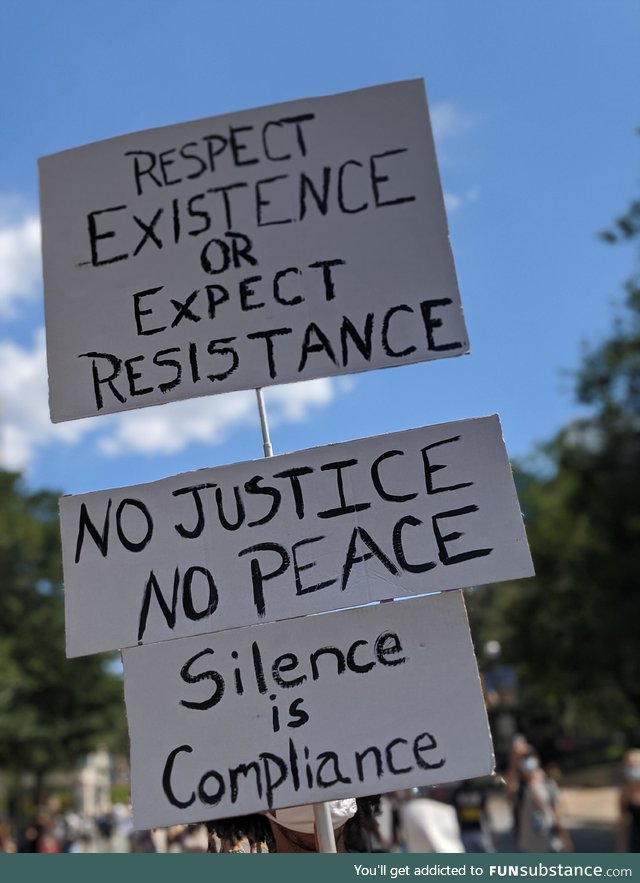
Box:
left=430, top=101, right=473, bottom=142
left=97, top=392, right=256, bottom=457
left=0, top=327, right=347, bottom=470
left=98, top=378, right=339, bottom=457
left=264, top=378, right=335, bottom=423
left=444, top=192, right=463, bottom=213
left=430, top=103, right=479, bottom=215
left=444, top=187, right=480, bottom=214
left=0, top=213, right=42, bottom=317
left=0, top=329, right=95, bottom=470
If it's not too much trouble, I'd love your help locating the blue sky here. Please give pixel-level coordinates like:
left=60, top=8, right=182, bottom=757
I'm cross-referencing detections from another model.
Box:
left=1, top=0, right=638, bottom=496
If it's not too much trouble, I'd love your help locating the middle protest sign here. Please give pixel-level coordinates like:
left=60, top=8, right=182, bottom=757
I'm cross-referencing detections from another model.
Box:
left=61, top=414, right=533, bottom=657
left=123, top=590, right=493, bottom=830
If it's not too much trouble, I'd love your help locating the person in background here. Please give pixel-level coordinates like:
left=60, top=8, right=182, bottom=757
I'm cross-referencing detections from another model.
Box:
left=36, top=829, right=60, bottom=853
left=396, top=788, right=465, bottom=853
left=505, top=734, right=531, bottom=835
left=130, top=828, right=157, bottom=852
left=0, top=820, right=17, bottom=853
left=111, top=801, right=134, bottom=852
left=543, top=763, right=562, bottom=807
left=517, top=752, right=573, bottom=853
left=451, top=779, right=495, bottom=853
left=18, top=814, right=58, bottom=853
left=617, top=749, right=640, bottom=852
left=179, top=823, right=209, bottom=853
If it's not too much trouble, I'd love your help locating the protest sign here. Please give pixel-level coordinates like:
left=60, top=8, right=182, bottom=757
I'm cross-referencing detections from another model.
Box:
left=40, top=79, right=468, bottom=422
left=122, top=590, right=493, bottom=829
left=61, top=414, right=533, bottom=657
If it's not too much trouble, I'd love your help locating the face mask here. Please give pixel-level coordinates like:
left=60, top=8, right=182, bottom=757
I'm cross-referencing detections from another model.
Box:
left=265, top=799, right=357, bottom=834
left=626, top=766, right=640, bottom=782
left=520, top=757, right=538, bottom=773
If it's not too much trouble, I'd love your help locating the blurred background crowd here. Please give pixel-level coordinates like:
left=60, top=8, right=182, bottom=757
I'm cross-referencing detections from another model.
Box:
left=0, top=723, right=639, bottom=853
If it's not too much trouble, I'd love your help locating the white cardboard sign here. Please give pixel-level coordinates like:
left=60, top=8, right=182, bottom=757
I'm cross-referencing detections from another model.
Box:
left=123, top=590, right=493, bottom=829
left=61, top=414, right=533, bottom=657
left=40, top=80, right=468, bottom=423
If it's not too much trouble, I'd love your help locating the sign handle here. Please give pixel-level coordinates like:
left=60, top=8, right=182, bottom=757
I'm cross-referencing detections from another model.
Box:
left=313, top=802, right=337, bottom=853
left=254, top=388, right=337, bottom=855
left=255, top=387, right=273, bottom=458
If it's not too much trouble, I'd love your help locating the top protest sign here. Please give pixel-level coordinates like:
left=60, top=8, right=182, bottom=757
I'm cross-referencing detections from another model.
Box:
left=40, top=79, right=468, bottom=423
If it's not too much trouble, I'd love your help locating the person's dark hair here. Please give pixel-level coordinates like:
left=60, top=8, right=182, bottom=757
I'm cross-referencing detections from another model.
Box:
left=207, top=813, right=274, bottom=852
left=206, top=796, right=381, bottom=853
left=344, top=796, right=381, bottom=852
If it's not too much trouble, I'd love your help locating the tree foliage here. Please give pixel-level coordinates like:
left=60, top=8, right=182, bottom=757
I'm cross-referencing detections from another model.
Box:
left=0, top=471, right=126, bottom=781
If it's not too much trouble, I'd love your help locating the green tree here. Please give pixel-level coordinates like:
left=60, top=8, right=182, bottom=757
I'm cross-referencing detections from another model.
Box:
left=0, top=471, right=126, bottom=812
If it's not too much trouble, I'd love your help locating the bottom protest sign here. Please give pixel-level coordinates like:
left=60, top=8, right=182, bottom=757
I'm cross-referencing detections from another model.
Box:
left=123, top=590, right=493, bottom=829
